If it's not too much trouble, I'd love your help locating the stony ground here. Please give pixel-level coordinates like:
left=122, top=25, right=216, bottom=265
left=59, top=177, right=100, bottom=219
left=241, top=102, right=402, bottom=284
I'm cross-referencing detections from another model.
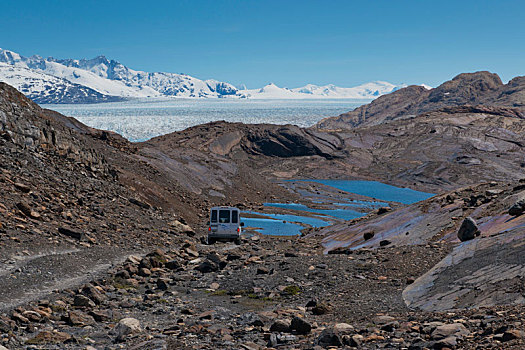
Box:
left=2, top=232, right=525, bottom=349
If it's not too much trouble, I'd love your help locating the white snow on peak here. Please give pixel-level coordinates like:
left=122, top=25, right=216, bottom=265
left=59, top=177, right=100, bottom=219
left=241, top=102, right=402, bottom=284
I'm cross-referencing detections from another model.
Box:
left=241, top=81, right=404, bottom=99
left=0, top=48, right=409, bottom=103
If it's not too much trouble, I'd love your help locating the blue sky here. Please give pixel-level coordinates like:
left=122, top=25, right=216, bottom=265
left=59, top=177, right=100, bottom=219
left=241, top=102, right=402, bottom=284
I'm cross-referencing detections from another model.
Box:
left=1, top=0, right=524, bottom=88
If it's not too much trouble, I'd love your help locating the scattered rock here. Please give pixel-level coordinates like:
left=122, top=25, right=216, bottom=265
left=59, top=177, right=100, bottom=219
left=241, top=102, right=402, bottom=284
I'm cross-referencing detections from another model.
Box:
left=290, top=316, right=311, bottom=334
left=115, top=317, right=142, bottom=341
left=268, top=333, right=297, bottom=347
left=315, top=328, right=343, bottom=347
left=170, top=220, right=194, bottom=235
left=14, top=182, right=31, bottom=193
left=333, top=323, right=354, bottom=333
left=270, top=319, right=291, bottom=333
left=165, top=259, right=181, bottom=270
left=346, top=334, right=364, bottom=347
left=363, top=231, right=375, bottom=240
left=58, top=226, right=84, bottom=240
left=26, top=330, right=71, bottom=345
left=431, top=323, right=470, bottom=340
left=379, top=239, right=391, bottom=247
left=457, top=217, right=481, bottom=241
left=73, top=294, right=96, bottom=308
left=256, top=266, right=270, bottom=274
left=503, top=329, right=523, bottom=341
left=377, top=207, right=391, bottom=215
left=66, top=310, right=95, bottom=326
left=509, top=199, right=525, bottom=216
left=81, top=283, right=105, bottom=305
left=195, top=260, right=219, bottom=273
left=312, top=302, right=331, bottom=315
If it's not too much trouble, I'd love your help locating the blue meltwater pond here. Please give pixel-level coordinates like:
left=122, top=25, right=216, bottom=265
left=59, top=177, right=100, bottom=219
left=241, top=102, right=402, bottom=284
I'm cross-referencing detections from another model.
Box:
left=241, top=180, right=434, bottom=236
left=303, top=180, right=435, bottom=205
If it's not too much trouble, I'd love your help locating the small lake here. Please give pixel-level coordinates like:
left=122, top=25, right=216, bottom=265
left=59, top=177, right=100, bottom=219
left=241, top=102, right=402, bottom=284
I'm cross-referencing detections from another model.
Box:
left=242, top=180, right=434, bottom=236
left=301, top=180, right=434, bottom=205
left=264, top=202, right=367, bottom=221
left=241, top=211, right=331, bottom=236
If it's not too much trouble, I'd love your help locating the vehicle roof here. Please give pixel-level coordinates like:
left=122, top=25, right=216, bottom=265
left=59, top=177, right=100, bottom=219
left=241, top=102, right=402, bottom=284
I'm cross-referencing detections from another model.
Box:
left=210, top=206, right=240, bottom=210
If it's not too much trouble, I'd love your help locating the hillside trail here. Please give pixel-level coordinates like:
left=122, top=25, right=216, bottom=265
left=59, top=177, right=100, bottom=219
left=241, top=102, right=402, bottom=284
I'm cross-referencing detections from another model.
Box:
left=0, top=245, right=135, bottom=312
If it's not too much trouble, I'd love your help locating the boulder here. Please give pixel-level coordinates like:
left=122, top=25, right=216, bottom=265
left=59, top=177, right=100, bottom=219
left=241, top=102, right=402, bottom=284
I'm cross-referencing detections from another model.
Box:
left=58, top=226, right=84, bottom=240
left=334, top=323, right=354, bottom=333
left=115, top=317, right=141, bottom=341
left=379, top=239, right=391, bottom=247
left=81, top=284, right=105, bottom=305
left=435, top=336, right=458, bottom=348
left=195, top=260, right=219, bottom=273
left=363, top=231, right=375, bottom=240
left=73, top=294, right=95, bottom=308
left=169, top=220, right=194, bottom=235
left=315, top=328, right=343, bottom=347
left=457, top=217, right=480, bottom=241
left=312, top=302, right=331, bottom=315
left=345, top=334, right=364, bottom=347
left=503, top=329, right=524, bottom=341
left=165, top=259, right=181, bottom=270
left=509, top=199, right=525, bottom=216
left=66, top=310, right=95, bottom=326
left=377, top=207, right=391, bottom=215
left=25, top=330, right=71, bottom=345
left=290, top=316, right=311, bottom=334
left=431, top=323, right=470, bottom=340
left=156, top=278, right=169, bottom=290
left=269, top=319, right=291, bottom=332
left=14, top=182, right=31, bottom=193
left=257, top=267, right=270, bottom=275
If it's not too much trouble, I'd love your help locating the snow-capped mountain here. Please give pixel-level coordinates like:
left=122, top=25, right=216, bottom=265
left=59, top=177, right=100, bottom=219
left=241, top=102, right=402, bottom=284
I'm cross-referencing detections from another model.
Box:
left=0, top=48, right=405, bottom=104
left=0, top=62, right=123, bottom=104
left=0, top=49, right=245, bottom=102
left=240, top=81, right=404, bottom=99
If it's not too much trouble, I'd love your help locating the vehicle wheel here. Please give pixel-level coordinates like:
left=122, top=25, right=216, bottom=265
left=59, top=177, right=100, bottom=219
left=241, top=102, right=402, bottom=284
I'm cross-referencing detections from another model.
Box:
left=207, top=237, right=215, bottom=245
left=234, top=238, right=241, bottom=245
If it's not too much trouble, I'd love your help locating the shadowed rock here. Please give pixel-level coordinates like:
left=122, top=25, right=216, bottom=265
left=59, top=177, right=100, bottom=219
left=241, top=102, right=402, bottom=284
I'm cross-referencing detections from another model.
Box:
left=457, top=217, right=480, bottom=242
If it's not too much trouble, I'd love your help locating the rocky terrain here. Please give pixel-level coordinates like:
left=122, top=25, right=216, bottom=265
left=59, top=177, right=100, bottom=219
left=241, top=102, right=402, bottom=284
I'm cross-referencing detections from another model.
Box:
left=316, top=71, right=525, bottom=129
left=1, top=69, right=525, bottom=349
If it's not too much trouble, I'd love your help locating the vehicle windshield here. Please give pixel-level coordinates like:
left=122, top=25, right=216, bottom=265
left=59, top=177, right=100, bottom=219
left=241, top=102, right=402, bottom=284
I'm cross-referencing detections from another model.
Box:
left=232, top=210, right=238, bottom=223
left=219, top=210, right=230, bottom=223
left=211, top=210, right=218, bottom=223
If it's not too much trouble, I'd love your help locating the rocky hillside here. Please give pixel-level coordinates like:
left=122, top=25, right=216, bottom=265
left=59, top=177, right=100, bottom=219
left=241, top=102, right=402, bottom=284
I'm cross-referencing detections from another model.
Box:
left=2, top=81, right=525, bottom=348
left=317, top=71, right=525, bottom=129
left=183, top=107, right=524, bottom=194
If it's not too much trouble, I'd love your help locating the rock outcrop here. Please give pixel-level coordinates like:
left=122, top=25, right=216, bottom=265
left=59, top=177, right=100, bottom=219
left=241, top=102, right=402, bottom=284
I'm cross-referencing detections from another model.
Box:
left=316, top=71, right=525, bottom=130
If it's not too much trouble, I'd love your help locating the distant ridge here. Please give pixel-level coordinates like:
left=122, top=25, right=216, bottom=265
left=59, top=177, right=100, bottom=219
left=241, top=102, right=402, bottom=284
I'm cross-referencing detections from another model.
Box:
left=0, top=48, right=405, bottom=104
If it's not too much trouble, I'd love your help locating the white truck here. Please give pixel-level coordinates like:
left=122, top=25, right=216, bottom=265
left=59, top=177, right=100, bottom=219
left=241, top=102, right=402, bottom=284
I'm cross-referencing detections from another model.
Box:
left=207, top=206, right=243, bottom=245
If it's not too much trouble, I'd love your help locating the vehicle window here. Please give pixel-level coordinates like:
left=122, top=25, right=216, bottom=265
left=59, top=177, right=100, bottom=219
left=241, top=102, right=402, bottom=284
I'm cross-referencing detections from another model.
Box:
left=211, top=210, right=218, bottom=223
left=232, top=210, right=238, bottom=223
left=219, top=210, right=230, bottom=223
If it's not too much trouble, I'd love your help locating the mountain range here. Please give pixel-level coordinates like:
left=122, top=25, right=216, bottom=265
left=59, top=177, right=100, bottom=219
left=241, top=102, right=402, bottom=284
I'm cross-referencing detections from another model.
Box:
left=0, top=48, right=405, bottom=104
